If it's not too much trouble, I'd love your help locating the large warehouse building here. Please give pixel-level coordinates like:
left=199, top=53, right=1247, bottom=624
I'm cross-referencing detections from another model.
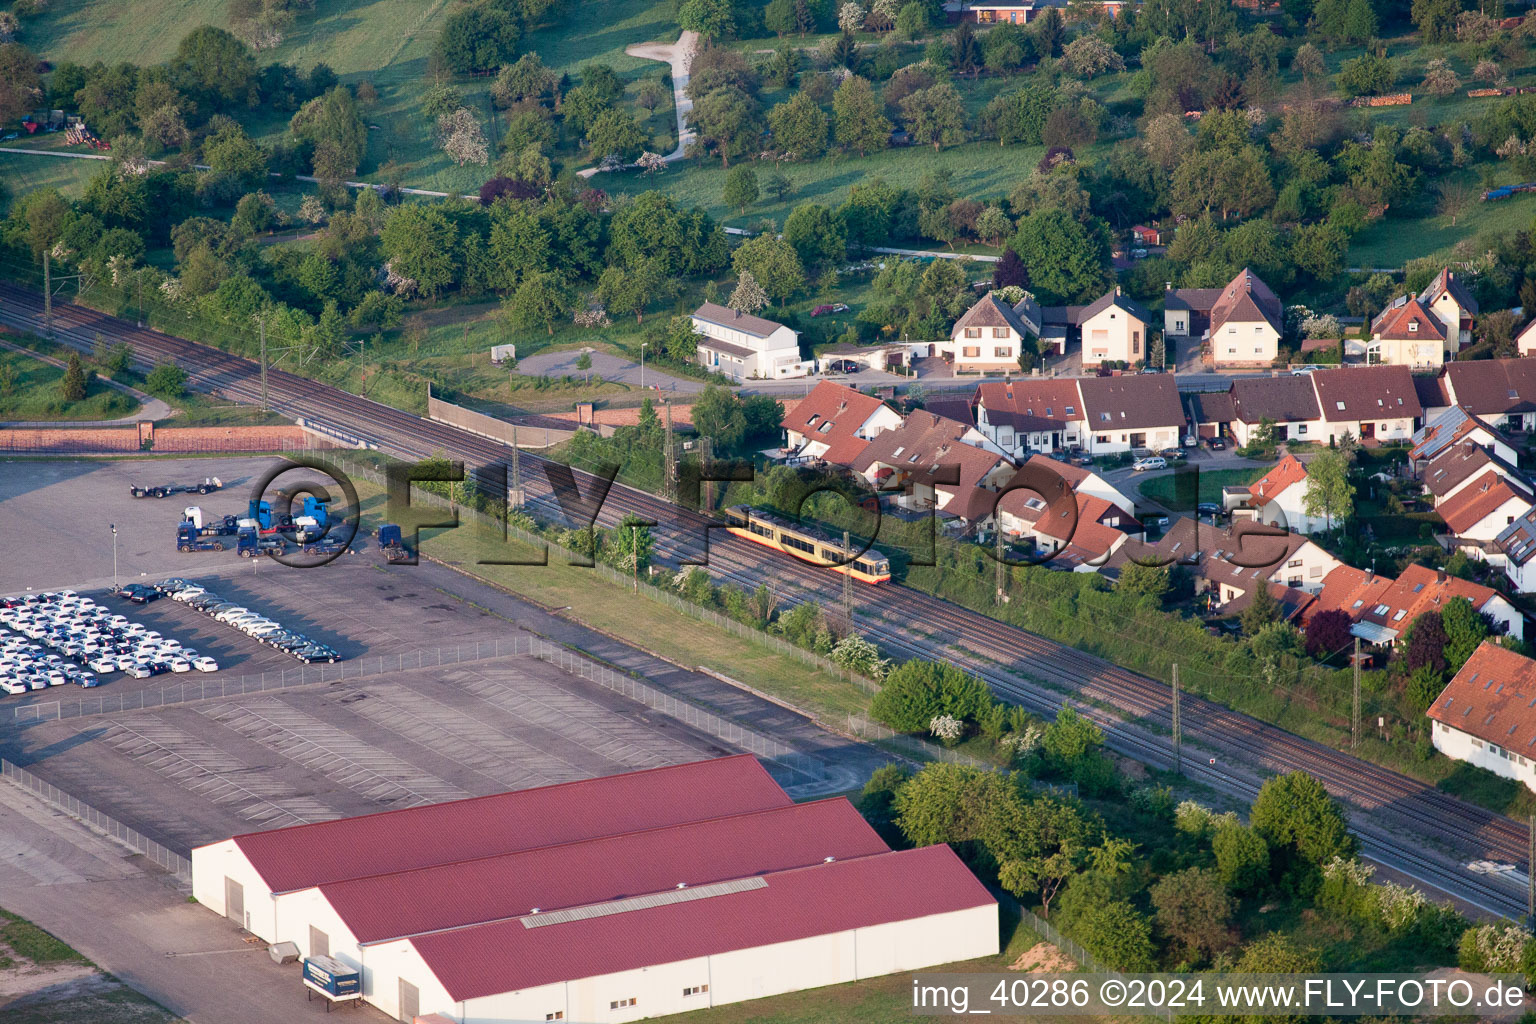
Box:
left=191, top=755, right=998, bottom=1023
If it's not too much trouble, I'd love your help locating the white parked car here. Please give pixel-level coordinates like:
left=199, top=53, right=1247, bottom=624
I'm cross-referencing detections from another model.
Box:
left=0, top=678, right=27, bottom=696
left=169, top=657, right=191, bottom=673
left=88, top=656, right=117, bottom=673
left=44, top=670, right=67, bottom=687
left=192, top=656, right=219, bottom=673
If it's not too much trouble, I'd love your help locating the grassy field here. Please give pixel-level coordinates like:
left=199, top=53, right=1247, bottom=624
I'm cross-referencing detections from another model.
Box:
left=0, top=347, right=141, bottom=422
left=1136, top=467, right=1266, bottom=509
left=0, top=153, right=105, bottom=201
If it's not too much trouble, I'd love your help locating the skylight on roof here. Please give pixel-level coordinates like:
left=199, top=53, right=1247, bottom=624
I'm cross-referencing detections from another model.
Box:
left=1336, top=401, right=1346, bottom=411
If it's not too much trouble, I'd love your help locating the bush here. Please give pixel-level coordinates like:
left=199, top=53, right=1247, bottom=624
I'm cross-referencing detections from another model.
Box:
left=144, top=360, right=188, bottom=399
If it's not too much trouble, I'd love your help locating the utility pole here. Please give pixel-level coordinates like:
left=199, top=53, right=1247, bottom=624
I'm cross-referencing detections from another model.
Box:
left=136, top=270, right=145, bottom=328
left=1529, top=813, right=1535, bottom=932
left=257, top=314, right=269, bottom=413
left=842, top=530, right=853, bottom=627
left=994, top=527, right=1005, bottom=604
left=1352, top=636, right=1361, bottom=751
left=664, top=401, right=677, bottom=502
left=632, top=523, right=640, bottom=592
left=42, top=249, right=52, bottom=339
left=511, top=426, right=522, bottom=508
left=1172, top=663, right=1181, bottom=776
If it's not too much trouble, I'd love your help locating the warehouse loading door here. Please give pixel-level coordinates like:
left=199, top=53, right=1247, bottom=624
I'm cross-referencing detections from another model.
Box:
left=398, top=980, right=419, bottom=1021
left=309, top=926, right=329, bottom=958
left=224, top=878, right=243, bottom=926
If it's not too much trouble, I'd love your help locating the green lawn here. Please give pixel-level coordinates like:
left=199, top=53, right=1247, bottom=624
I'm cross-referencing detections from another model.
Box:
left=0, top=347, right=141, bottom=422
left=0, top=908, right=86, bottom=964
left=0, top=153, right=105, bottom=202
left=1136, top=467, right=1266, bottom=510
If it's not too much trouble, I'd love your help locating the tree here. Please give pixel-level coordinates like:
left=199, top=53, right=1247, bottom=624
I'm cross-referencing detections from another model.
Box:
left=1302, top=450, right=1354, bottom=530
left=893, top=763, right=1012, bottom=848
left=1007, top=209, right=1111, bottom=304
left=380, top=205, right=459, bottom=298
left=728, top=271, right=770, bottom=314
left=1241, top=583, right=1281, bottom=635
left=895, top=1, right=927, bottom=39
left=871, top=660, right=992, bottom=732
left=1041, top=704, right=1103, bottom=765
left=690, top=385, right=782, bottom=450
left=1117, top=561, right=1171, bottom=603
left=608, top=513, right=655, bottom=572
left=59, top=351, right=89, bottom=402
left=1338, top=54, right=1396, bottom=98
left=839, top=1, right=866, bottom=31
left=1212, top=821, right=1270, bottom=894
left=857, top=763, right=911, bottom=829
left=597, top=263, right=669, bottom=324
left=833, top=76, right=892, bottom=155
left=586, top=108, right=648, bottom=162
left=437, top=107, right=489, bottom=166
left=1412, top=0, right=1460, bottom=41
left=992, top=248, right=1028, bottom=288
left=1062, top=35, right=1124, bottom=78
left=767, top=91, right=830, bottom=159
left=731, top=234, right=805, bottom=304
left=678, top=0, right=733, bottom=37
left=1151, top=867, right=1235, bottom=960
left=975, top=205, right=1012, bottom=247
left=171, top=26, right=256, bottom=108
left=1293, top=43, right=1325, bottom=82
left=690, top=86, right=763, bottom=168
left=900, top=83, right=966, bottom=151
left=1422, top=57, right=1460, bottom=96
left=232, top=191, right=277, bottom=236
left=1436, top=181, right=1472, bottom=227
left=1289, top=223, right=1347, bottom=282
left=434, top=5, right=519, bottom=73
left=1249, top=771, right=1356, bottom=894
left=1405, top=609, right=1449, bottom=674
left=723, top=166, right=759, bottom=214
left=765, top=171, right=795, bottom=203
left=145, top=360, right=187, bottom=399
left=1441, top=597, right=1491, bottom=671
left=663, top=315, right=702, bottom=362
left=783, top=202, right=847, bottom=270
left=1305, top=609, right=1353, bottom=659
left=504, top=272, right=572, bottom=335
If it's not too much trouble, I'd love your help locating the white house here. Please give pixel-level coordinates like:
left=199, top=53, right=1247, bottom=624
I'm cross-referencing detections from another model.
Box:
left=1417, top=267, right=1478, bottom=352
left=943, top=291, right=1032, bottom=374
left=1308, top=364, right=1422, bottom=445
left=1428, top=642, right=1536, bottom=791
left=1165, top=268, right=1283, bottom=368
left=1076, top=375, right=1186, bottom=454
left=1306, top=563, right=1523, bottom=646
left=1437, top=470, right=1534, bottom=547
left=1497, top=506, right=1536, bottom=592
left=1228, top=375, right=1324, bottom=448
left=1421, top=440, right=1525, bottom=507
left=1517, top=319, right=1536, bottom=357
left=691, top=303, right=814, bottom=380
left=780, top=381, right=903, bottom=464
left=973, top=379, right=1084, bottom=457
left=1076, top=287, right=1153, bottom=368
left=852, top=411, right=1013, bottom=519
left=1411, top=405, right=1521, bottom=468
left=1247, top=454, right=1330, bottom=534
left=1443, top=358, right=1536, bottom=432
left=1354, top=295, right=1449, bottom=369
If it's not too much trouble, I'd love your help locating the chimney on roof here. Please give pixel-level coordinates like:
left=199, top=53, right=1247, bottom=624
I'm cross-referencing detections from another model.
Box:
left=1437, top=570, right=1447, bottom=583
left=1115, top=285, right=1121, bottom=296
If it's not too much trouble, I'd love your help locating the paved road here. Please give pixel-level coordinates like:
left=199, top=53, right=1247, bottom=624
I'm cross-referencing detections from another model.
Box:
left=515, top=348, right=703, bottom=393
left=0, top=780, right=391, bottom=1024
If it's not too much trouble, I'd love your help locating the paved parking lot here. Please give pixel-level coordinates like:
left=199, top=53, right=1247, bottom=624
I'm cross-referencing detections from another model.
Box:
left=4, top=653, right=736, bottom=854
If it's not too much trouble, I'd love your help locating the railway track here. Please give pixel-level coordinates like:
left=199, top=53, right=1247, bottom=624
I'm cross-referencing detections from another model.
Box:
left=1, top=282, right=1528, bottom=916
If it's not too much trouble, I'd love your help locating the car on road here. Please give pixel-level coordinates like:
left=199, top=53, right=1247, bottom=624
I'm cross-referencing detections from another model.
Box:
left=1157, top=449, right=1187, bottom=461
left=1290, top=365, right=1325, bottom=375
left=1197, top=502, right=1223, bottom=517
left=1132, top=456, right=1168, bottom=472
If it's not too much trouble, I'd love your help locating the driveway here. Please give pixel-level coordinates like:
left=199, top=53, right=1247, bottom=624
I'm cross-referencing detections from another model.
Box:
left=514, top=348, right=704, bottom=394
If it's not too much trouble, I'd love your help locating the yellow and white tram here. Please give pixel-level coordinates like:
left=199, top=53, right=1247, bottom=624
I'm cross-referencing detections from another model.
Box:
left=722, top=505, right=892, bottom=584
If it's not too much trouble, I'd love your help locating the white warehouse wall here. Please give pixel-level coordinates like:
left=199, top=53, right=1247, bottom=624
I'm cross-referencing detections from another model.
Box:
left=190, top=842, right=277, bottom=941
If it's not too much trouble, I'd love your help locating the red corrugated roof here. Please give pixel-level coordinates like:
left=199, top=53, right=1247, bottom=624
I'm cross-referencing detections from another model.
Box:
left=322, top=798, right=888, bottom=945
left=410, top=845, right=996, bottom=1001
left=225, top=755, right=790, bottom=894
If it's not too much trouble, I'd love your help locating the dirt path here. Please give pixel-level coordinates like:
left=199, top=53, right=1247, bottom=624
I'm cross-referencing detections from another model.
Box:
left=577, top=30, right=699, bottom=179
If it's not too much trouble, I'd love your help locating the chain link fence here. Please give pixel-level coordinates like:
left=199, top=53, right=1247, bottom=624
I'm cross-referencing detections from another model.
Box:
left=1015, top=903, right=1102, bottom=972
left=0, top=758, right=190, bottom=879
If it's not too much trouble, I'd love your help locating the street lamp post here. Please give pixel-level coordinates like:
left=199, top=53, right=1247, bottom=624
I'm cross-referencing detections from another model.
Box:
left=640, top=342, right=647, bottom=391
left=110, top=523, right=118, bottom=591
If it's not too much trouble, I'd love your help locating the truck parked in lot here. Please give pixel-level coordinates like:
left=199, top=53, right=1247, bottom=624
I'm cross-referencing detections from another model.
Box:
left=130, top=477, right=222, bottom=499
left=237, top=521, right=285, bottom=557
left=377, top=523, right=411, bottom=563
left=181, top=506, right=239, bottom=536
left=176, top=523, right=226, bottom=552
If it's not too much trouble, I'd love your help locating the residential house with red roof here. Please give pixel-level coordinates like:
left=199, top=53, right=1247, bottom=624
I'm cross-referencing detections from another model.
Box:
left=194, top=756, right=998, bottom=1023
left=1165, top=269, right=1284, bottom=368
left=973, top=379, right=1085, bottom=457
left=1417, top=268, right=1478, bottom=351
left=1442, top=358, right=1536, bottom=432
left=1308, top=364, right=1422, bottom=444
left=1304, top=563, right=1522, bottom=645
left=1246, top=454, right=1330, bottom=534
left=1436, top=470, right=1534, bottom=547
left=850, top=411, right=1013, bottom=519
left=1077, top=375, right=1186, bottom=454
left=779, top=381, right=903, bottom=465
left=1516, top=318, right=1536, bottom=357
left=1495, top=505, right=1536, bottom=592
left=1420, top=439, right=1525, bottom=508
left=1228, top=375, right=1323, bottom=447
left=998, top=490, right=1130, bottom=570
left=1428, top=641, right=1536, bottom=791
left=1076, top=287, right=1154, bottom=368
left=1355, top=295, right=1449, bottom=368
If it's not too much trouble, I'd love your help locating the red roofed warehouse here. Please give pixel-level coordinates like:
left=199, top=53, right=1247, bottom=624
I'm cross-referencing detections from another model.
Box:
left=191, top=756, right=998, bottom=1022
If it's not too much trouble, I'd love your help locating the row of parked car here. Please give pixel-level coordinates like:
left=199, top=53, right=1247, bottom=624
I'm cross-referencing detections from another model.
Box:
left=0, top=590, right=215, bottom=694
left=159, top=578, right=342, bottom=664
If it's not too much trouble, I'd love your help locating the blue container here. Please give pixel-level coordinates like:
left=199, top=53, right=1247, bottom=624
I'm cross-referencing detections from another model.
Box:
left=303, top=955, right=361, bottom=997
